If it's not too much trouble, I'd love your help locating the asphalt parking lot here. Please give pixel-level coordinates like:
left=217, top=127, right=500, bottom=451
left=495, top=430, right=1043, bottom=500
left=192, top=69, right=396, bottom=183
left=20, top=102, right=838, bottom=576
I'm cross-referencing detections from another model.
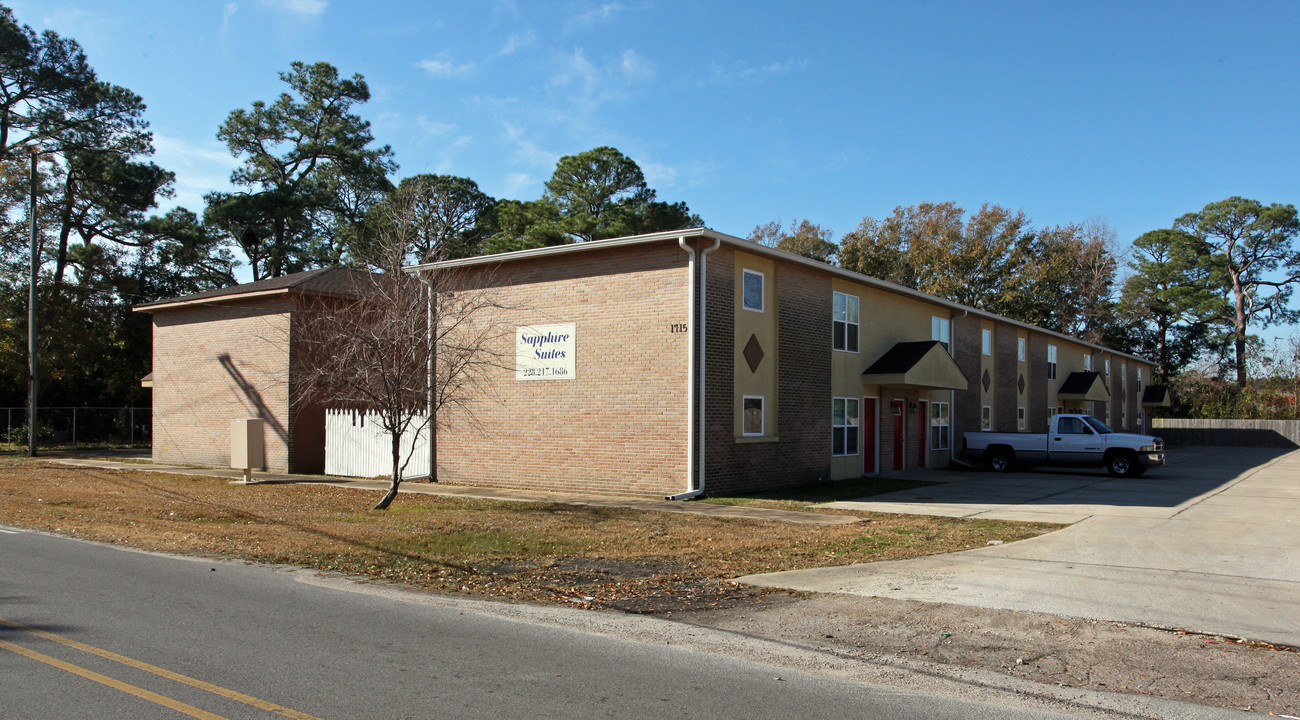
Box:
left=741, top=446, right=1300, bottom=646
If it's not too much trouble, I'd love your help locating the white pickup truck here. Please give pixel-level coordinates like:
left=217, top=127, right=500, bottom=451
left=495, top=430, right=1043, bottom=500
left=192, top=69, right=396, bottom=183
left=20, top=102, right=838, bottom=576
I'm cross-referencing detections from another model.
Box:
left=962, top=414, right=1165, bottom=477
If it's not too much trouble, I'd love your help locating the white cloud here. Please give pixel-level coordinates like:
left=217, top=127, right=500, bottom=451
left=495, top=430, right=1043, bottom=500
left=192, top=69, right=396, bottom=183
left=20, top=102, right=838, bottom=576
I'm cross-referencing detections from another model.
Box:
left=150, top=134, right=241, bottom=213
left=501, top=122, right=557, bottom=169
left=419, top=56, right=476, bottom=78
left=495, top=30, right=536, bottom=57
left=417, top=117, right=458, bottom=136
left=704, top=58, right=808, bottom=84
left=257, top=0, right=327, bottom=16
left=619, top=49, right=654, bottom=82
left=221, top=2, right=239, bottom=33
left=549, top=48, right=600, bottom=91
left=565, top=2, right=623, bottom=32
left=640, top=161, right=678, bottom=190
left=504, top=172, right=540, bottom=196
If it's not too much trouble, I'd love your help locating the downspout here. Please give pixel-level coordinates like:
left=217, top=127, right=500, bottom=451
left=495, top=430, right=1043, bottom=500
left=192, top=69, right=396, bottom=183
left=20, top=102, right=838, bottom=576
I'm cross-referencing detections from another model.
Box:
left=668, top=236, right=720, bottom=500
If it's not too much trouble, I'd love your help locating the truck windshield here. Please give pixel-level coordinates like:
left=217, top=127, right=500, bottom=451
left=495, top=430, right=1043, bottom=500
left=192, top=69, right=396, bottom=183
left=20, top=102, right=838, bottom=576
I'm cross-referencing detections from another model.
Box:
left=1083, top=417, right=1113, bottom=434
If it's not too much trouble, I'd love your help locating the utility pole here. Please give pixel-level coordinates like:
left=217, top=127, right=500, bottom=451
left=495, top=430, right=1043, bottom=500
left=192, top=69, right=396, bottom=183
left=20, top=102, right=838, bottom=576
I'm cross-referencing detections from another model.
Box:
left=27, top=148, right=39, bottom=457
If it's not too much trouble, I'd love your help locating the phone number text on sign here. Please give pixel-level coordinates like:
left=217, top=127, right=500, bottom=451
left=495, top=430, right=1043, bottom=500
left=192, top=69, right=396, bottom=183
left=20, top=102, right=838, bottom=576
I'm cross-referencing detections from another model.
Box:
left=516, top=323, right=576, bottom=381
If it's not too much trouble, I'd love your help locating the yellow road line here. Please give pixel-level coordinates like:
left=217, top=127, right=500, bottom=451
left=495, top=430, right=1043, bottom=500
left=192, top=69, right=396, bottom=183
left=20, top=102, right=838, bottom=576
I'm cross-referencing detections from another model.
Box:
left=0, top=638, right=231, bottom=720
left=0, top=617, right=324, bottom=720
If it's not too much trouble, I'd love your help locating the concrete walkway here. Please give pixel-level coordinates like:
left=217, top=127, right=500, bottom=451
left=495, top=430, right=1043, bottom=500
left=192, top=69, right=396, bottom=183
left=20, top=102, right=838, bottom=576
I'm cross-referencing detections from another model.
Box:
left=739, top=446, right=1300, bottom=647
left=47, top=456, right=861, bottom=527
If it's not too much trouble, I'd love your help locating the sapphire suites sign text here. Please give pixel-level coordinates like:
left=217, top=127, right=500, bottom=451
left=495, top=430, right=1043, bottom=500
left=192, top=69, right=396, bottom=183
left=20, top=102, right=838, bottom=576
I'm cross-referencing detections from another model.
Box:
left=516, top=323, right=576, bottom=380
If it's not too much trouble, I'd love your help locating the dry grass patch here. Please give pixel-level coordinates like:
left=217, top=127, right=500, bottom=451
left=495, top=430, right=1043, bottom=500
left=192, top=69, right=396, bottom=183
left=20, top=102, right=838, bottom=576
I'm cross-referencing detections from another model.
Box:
left=0, top=461, right=1058, bottom=613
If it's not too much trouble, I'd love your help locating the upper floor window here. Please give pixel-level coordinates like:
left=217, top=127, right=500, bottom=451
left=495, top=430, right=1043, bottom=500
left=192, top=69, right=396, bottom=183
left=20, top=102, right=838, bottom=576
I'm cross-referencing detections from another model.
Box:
left=1105, top=358, right=1111, bottom=377
left=931, top=316, right=950, bottom=351
left=981, top=329, right=992, bottom=356
left=833, top=292, right=859, bottom=352
left=742, top=269, right=764, bottom=312
left=1047, top=344, right=1058, bottom=380
left=1084, top=354, right=1092, bottom=371
left=1137, top=368, right=1143, bottom=392
left=1017, top=337, right=1026, bottom=362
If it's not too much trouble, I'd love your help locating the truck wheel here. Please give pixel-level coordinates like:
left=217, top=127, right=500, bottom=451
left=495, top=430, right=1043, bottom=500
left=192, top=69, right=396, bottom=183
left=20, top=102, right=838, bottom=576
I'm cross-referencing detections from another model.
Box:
left=1107, top=451, right=1137, bottom=477
left=987, top=449, right=1014, bottom=473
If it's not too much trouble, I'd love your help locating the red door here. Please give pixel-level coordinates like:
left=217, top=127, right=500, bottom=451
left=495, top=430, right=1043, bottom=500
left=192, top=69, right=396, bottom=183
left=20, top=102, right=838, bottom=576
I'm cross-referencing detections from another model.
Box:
left=863, top=398, right=877, bottom=474
left=891, top=399, right=905, bottom=471
left=917, top=400, right=928, bottom=469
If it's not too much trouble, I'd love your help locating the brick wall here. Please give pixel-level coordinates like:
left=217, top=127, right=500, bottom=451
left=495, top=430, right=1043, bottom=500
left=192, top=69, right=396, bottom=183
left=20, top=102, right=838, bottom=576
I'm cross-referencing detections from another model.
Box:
left=994, top=322, right=1018, bottom=431
left=434, top=242, right=691, bottom=497
left=704, top=247, right=831, bottom=493
left=150, top=298, right=297, bottom=471
left=952, top=313, right=982, bottom=439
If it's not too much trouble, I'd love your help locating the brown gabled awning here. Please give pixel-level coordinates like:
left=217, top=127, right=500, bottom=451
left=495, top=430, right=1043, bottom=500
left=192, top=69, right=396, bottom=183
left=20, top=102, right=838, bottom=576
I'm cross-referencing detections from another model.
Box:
left=1142, top=385, right=1172, bottom=407
left=861, top=340, right=969, bottom=390
left=1057, top=371, right=1110, bottom=401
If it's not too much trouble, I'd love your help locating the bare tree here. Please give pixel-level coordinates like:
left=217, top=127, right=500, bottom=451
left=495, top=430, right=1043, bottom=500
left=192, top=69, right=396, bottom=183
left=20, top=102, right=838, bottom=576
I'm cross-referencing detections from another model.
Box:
left=293, top=192, right=509, bottom=509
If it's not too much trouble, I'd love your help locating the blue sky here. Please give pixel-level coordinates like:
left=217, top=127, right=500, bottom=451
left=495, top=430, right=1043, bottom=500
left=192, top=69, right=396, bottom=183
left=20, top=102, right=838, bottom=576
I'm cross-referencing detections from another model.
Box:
left=16, top=1, right=1300, bottom=273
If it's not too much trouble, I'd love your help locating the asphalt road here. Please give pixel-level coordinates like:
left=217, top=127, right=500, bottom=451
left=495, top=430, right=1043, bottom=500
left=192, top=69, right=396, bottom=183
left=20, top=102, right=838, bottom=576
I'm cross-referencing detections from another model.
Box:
left=0, top=527, right=1205, bottom=720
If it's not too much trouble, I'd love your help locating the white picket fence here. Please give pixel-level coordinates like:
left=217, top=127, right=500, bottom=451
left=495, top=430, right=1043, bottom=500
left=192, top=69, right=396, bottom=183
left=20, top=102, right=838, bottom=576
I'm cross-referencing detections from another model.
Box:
left=324, top=409, right=430, bottom=479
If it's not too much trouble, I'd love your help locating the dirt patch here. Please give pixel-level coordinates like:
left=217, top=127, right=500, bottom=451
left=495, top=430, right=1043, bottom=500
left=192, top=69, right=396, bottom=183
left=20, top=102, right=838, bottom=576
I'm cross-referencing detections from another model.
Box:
left=678, top=593, right=1300, bottom=715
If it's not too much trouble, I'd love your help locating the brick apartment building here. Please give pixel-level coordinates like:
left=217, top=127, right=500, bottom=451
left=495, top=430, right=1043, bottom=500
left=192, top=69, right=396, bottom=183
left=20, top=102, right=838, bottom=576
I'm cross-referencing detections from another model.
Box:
left=138, top=228, right=1161, bottom=497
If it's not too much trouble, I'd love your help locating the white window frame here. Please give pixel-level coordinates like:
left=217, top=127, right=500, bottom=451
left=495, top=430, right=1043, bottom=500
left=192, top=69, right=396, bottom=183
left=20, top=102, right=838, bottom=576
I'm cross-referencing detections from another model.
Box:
left=1017, top=406, right=1026, bottom=431
left=1137, top=368, right=1143, bottom=392
left=742, top=269, right=765, bottom=312
left=982, top=329, right=992, bottom=356
left=1105, top=358, right=1111, bottom=377
left=981, top=405, right=992, bottom=430
left=1017, top=337, right=1026, bottom=362
left=833, top=291, right=859, bottom=353
left=931, top=315, right=950, bottom=352
left=1084, top=354, right=1092, bottom=371
left=832, top=397, right=860, bottom=456
left=929, top=401, right=950, bottom=451
left=1047, top=344, right=1058, bottom=380
left=742, top=395, right=764, bottom=436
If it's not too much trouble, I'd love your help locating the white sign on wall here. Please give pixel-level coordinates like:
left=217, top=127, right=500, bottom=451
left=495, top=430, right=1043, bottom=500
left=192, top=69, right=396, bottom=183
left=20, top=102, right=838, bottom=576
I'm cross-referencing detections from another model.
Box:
left=516, top=323, right=576, bottom=380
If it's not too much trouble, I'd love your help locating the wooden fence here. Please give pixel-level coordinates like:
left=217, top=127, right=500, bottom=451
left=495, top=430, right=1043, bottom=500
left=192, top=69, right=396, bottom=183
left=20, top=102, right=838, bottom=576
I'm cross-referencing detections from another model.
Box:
left=324, top=409, right=430, bottom=478
left=1151, top=418, right=1300, bottom=448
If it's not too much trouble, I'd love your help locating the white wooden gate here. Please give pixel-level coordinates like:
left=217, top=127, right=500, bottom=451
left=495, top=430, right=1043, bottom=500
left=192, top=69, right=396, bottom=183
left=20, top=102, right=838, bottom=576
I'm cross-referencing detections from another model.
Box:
left=324, top=409, right=430, bottom=479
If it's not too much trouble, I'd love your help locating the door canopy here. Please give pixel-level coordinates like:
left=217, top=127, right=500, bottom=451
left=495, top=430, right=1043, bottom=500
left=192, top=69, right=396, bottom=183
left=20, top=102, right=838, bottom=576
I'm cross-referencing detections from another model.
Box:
left=861, top=340, right=968, bottom=390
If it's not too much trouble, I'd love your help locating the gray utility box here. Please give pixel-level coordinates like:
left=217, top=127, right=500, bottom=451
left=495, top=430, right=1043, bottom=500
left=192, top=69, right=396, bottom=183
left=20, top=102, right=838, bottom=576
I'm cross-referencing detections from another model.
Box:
left=231, top=418, right=265, bottom=481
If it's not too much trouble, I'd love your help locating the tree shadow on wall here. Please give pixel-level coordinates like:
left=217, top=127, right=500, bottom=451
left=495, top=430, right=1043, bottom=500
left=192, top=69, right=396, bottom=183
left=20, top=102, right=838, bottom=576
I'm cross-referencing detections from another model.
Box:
left=217, top=353, right=288, bottom=444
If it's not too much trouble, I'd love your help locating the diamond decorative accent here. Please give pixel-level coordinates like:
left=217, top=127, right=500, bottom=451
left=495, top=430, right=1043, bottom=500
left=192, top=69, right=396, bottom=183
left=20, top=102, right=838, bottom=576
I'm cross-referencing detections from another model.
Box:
left=743, top=334, right=764, bottom=373
left=1017, top=373, right=1026, bottom=395
left=982, top=369, right=992, bottom=392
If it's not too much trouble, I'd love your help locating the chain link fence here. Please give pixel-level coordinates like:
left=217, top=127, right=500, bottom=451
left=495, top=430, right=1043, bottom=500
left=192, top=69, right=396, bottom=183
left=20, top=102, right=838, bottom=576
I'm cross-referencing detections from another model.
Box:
left=3, top=407, right=151, bottom=449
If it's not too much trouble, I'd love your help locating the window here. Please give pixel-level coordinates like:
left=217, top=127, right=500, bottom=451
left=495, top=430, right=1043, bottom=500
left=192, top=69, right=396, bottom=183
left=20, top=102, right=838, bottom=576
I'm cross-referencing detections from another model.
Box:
left=1017, top=406, right=1026, bottom=431
left=742, top=269, right=764, bottom=312
left=929, top=402, right=950, bottom=450
left=981, top=405, right=992, bottom=430
left=1084, top=354, right=1092, bottom=371
left=1105, top=358, right=1111, bottom=377
left=832, top=398, right=859, bottom=456
left=982, top=329, right=992, bottom=356
left=1057, top=416, right=1089, bottom=434
left=742, top=396, right=764, bottom=436
left=833, top=292, right=859, bottom=352
left=1047, top=344, right=1058, bottom=380
left=931, top=315, right=950, bottom=351
left=1121, top=363, right=1127, bottom=396
left=1137, top=368, right=1143, bottom=392
left=1017, top=337, right=1026, bottom=362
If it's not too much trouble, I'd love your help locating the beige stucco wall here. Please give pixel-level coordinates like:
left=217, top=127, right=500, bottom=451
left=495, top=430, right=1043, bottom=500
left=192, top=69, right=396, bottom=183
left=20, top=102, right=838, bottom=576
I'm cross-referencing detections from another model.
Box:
left=733, top=251, right=779, bottom=440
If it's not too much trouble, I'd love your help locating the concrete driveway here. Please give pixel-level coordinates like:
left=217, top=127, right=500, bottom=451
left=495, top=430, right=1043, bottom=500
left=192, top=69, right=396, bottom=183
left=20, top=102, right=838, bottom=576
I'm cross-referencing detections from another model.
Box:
left=739, top=446, right=1300, bottom=647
